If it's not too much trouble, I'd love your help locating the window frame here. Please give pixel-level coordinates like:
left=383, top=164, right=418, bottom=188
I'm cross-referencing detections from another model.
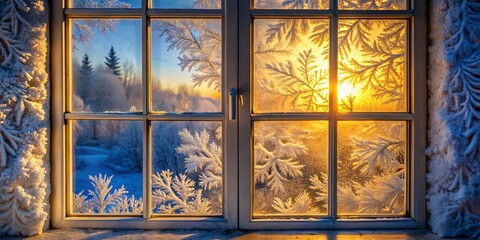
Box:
left=51, top=0, right=427, bottom=230
left=51, top=0, right=239, bottom=229
left=237, top=0, right=427, bottom=229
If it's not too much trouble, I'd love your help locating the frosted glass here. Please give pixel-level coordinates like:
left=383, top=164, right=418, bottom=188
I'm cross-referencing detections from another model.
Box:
left=70, top=0, right=140, bottom=8
left=151, top=0, right=220, bottom=9
left=255, top=0, right=329, bottom=9
left=339, top=0, right=407, bottom=10
left=152, top=121, right=223, bottom=215
left=338, top=19, right=407, bottom=112
left=253, top=121, right=329, bottom=217
left=254, top=19, right=330, bottom=113
left=337, top=121, right=406, bottom=215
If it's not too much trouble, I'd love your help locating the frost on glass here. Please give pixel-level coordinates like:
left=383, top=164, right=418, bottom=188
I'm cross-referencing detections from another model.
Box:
left=151, top=19, right=222, bottom=113
left=337, top=121, right=406, bottom=215
left=339, top=0, right=406, bottom=10
left=72, top=120, right=143, bottom=214
left=338, top=20, right=407, bottom=112
left=152, top=121, right=222, bottom=215
left=255, top=0, right=329, bottom=9
left=71, top=19, right=142, bottom=113
left=151, top=0, right=221, bottom=9
left=253, top=121, right=328, bottom=216
left=70, top=0, right=140, bottom=8
left=254, top=19, right=330, bottom=113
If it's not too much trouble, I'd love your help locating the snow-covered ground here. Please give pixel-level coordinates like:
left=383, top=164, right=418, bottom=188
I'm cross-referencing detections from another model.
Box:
left=74, top=146, right=143, bottom=199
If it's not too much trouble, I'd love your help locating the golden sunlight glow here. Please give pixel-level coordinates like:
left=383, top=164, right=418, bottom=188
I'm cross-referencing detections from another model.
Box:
left=337, top=82, right=359, bottom=101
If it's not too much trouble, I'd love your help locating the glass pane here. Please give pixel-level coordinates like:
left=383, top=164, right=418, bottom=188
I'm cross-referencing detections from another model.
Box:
left=254, top=19, right=330, bottom=113
left=151, top=19, right=222, bottom=113
left=337, top=121, right=406, bottom=215
left=339, top=0, right=407, bottom=10
left=72, top=120, right=143, bottom=214
left=253, top=121, right=329, bottom=216
left=255, top=0, right=329, bottom=9
left=338, top=20, right=407, bottom=112
left=71, top=19, right=142, bottom=113
left=152, top=121, right=222, bottom=215
left=151, top=0, right=221, bottom=9
left=70, top=0, right=140, bottom=8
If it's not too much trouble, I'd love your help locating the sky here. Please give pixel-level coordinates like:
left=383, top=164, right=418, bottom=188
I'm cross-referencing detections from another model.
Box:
left=72, top=19, right=200, bottom=94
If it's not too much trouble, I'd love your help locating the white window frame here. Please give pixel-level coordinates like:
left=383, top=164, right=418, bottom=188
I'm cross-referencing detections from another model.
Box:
left=238, top=0, right=427, bottom=229
left=51, top=0, right=427, bottom=229
left=51, top=0, right=239, bottom=229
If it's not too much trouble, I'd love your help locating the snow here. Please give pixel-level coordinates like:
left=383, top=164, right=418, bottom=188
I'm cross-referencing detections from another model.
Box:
left=73, top=146, right=143, bottom=199
left=0, top=0, right=49, bottom=236
left=426, top=0, right=480, bottom=238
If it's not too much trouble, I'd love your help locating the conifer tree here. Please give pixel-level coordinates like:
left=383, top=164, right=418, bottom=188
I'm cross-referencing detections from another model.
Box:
left=77, top=53, right=93, bottom=101
left=105, top=46, right=121, bottom=76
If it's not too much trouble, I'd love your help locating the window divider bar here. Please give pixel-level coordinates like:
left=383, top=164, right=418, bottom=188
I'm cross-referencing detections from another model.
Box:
left=251, top=9, right=332, bottom=18
left=147, top=114, right=224, bottom=121
left=64, top=8, right=144, bottom=17
left=147, top=9, right=222, bottom=18
left=329, top=0, right=339, bottom=221
left=337, top=113, right=414, bottom=120
left=249, top=10, right=413, bottom=18
left=64, top=113, right=144, bottom=120
left=337, top=10, right=414, bottom=18
left=142, top=0, right=151, bottom=219
left=251, top=113, right=331, bottom=121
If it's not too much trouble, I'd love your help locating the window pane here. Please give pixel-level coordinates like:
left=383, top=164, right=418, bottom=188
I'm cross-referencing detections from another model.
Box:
left=253, top=121, right=329, bottom=217
left=254, top=0, right=329, bottom=9
left=254, top=19, right=330, bottom=113
left=339, top=0, right=407, bottom=10
left=338, top=20, right=407, bottom=112
left=69, top=0, right=140, bottom=8
left=71, top=19, right=142, bottom=113
left=150, top=0, right=221, bottom=9
left=72, top=120, right=143, bottom=214
left=152, top=121, right=223, bottom=215
left=151, top=19, right=222, bottom=113
left=337, top=121, right=406, bottom=216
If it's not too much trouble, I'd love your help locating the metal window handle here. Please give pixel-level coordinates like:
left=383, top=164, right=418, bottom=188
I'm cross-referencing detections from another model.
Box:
left=229, top=88, right=237, bottom=121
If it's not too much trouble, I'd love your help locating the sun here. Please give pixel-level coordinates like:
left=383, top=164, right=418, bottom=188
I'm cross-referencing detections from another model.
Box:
left=338, top=82, right=359, bottom=101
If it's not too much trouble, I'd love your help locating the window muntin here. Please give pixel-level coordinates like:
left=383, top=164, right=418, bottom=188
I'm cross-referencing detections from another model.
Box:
left=55, top=0, right=426, bottom=229
left=64, top=1, right=225, bottom=217
left=245, top=0, right=413, bottom=220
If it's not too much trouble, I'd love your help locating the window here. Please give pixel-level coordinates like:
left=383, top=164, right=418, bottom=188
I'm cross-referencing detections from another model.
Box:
left=51, top=0, right=427, bottom=229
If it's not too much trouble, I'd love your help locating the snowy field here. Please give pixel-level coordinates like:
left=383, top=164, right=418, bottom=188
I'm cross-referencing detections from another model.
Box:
left=74, top=146, right=143, bottom=199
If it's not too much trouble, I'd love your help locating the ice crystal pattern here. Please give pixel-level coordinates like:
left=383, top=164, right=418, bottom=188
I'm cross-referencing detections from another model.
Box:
left=152, top=170, right=212, bottom=214
left=176, top=128, right=222, bottom=191
left=254, top=124, right=310, bottom=193
left=0, top=0, right=49, bottom=236
left=73, top=174, right=142, bottom=214
left=426, top=0, right=480, bottom=238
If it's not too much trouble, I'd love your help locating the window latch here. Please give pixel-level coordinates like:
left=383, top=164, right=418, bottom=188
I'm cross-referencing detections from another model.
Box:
left=229, top=88, right=237, bottom=121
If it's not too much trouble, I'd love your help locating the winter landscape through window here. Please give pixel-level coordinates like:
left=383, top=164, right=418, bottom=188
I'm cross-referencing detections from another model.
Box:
left=59, top=0, right=422, bottom=227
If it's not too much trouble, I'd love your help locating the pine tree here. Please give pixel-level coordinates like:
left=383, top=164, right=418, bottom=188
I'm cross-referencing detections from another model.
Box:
left=76, top=54, right=93, bottom=101
left=105, top=46, right=121, bottom=76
